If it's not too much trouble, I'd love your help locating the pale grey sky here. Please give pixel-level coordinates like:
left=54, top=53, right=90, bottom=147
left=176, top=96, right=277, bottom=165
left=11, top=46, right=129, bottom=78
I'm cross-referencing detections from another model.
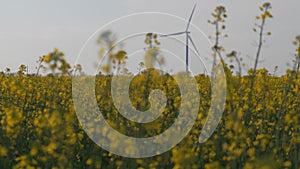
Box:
left=0, top=0, right=299, bottom=75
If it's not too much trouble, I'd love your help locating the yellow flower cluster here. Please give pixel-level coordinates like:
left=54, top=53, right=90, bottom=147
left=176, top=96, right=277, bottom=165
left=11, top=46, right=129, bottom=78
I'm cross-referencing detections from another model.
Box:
left=0, top=68, right=299, bottom=168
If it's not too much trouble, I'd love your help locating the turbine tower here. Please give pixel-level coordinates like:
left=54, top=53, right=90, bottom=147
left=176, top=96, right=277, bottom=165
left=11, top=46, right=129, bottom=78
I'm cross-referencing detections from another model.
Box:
left=161, top=4, right=199, bottom=72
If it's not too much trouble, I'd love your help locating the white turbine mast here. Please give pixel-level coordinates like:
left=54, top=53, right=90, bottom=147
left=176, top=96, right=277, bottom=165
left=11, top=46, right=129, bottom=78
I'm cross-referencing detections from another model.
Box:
left=161, top=3, right=199, bottom=72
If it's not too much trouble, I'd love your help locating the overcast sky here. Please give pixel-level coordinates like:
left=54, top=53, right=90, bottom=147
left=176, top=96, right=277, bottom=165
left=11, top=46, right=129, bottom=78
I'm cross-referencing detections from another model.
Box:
left=1, top=0, right=299, bottom=75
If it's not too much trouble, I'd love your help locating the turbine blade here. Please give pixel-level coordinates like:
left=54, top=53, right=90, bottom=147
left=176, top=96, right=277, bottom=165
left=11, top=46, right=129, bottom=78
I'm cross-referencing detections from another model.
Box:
left=188, top=35, right=200, bottom=56
left=160, top=31, right=187, bottom=37
left=186, top=3, right=197, bottom=31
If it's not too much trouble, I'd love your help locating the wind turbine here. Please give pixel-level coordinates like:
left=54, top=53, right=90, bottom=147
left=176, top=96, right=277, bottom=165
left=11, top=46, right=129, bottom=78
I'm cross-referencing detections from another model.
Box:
left=161, top=4, right=199, bottom=72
